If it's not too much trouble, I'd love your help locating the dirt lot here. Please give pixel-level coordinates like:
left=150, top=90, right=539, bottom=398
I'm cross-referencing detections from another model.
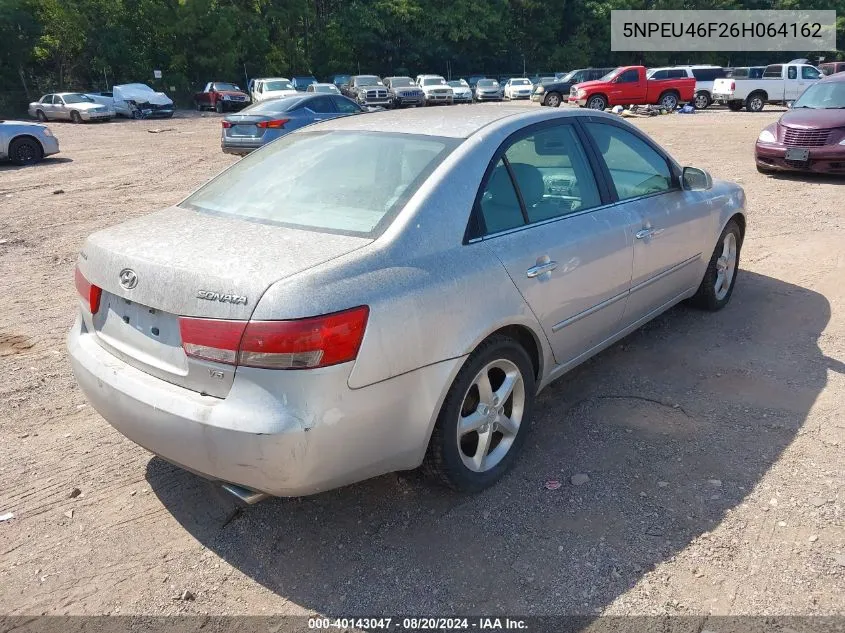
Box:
left=1, top=105, right=844, bottom=620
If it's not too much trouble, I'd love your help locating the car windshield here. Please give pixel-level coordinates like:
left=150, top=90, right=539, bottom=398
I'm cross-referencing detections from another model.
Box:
left=390, top=78, right=415, bottom=87
left=214, top=83, right=240, bottom=91
left=423, top=78, right=446, bottom=86
left=312, top=84, right=337, bottom=93
left=447, top=80, right=467, bottom=88
left=560, top=71, right=578, bottom=82
left=792, top=81, right=845, bottom=109
left=62, top=93, right=95, bottom=104
left=511, top=79, right=531, bottom=85
left=240, top=97, right=303, bottom=114
left=179, top=131, right=460, bottom=237
left=295, top=77, right=316, bottom=85
left=477, top=79, right=498, bottom=87
left=540, top=77, right=555, bottom=83
left=265, top=80, right=294, bottom=91
left=600, top=68, right=623, bottom=81
left=356, top=76, right=381, bottom=86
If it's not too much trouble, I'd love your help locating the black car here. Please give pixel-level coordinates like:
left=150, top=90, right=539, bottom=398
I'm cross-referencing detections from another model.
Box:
left=383, top=76, right=425, bottom=108
left=531, top=67, right=616, bottom=107
left=341, top=75, right=391, bottom=107
left=291, top=76, right=318, bottom=91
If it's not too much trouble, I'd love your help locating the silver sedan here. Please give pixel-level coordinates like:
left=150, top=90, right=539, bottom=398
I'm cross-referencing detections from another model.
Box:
left=68, top=106, right=746, bottom=500
left=29, top=92, right=115, bottom=123
left=1, top=120, right=60, bottom=165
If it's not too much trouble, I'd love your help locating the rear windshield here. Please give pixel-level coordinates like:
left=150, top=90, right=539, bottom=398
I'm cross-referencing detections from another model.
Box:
left=180, top=131, right=460, bottom=237
left=241, top=97, right=303, bottom=113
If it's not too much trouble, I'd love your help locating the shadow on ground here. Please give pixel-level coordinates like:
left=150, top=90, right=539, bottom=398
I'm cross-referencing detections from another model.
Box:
left=147, top=271, right=837, bottom=615
left=0, top=156, right=73, bottom=173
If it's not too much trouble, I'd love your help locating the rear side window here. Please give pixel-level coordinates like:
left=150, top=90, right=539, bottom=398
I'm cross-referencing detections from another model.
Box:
left=651, top=70, right=669, bottom=80
left=668, top=69, right=688, bottom=79
left=691, top=68, right=724, bottom=81
left=763, top=65, right=783, bottom=78
left=788, top=66, right=798, bottom=79
left=180, top=132, right=458, bottom=237
left=585, top=122, right=673, bottom=201
left=332, top=96, right=361, bottom=113
left=477, top=124, right=601, bottom=235
left=304, top=96, right=335, bottom=113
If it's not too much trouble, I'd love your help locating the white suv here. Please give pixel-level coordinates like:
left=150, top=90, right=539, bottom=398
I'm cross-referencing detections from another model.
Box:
left=416, top=75, right=453, bottom=105
left=646, top=65, right=726, bottom=110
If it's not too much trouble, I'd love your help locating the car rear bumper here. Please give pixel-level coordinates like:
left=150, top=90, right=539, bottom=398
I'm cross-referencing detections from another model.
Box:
left=755, top=142, right=845, bottom=174
left=68, top=315, right=462, bottom=497
left=475, top=94, right=501, bottom=101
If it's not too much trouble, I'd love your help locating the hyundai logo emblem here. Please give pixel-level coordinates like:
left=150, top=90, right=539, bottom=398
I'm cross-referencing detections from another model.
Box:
left=119, top=268, right=138, bottom=290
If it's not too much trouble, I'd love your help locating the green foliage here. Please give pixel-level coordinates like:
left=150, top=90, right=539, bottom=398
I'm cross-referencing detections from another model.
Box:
left=1, top=0, right=844, bottom=110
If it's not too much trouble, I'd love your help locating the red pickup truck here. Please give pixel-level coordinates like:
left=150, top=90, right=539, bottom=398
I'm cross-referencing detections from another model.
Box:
left=568, top=66, right=695, bottom=111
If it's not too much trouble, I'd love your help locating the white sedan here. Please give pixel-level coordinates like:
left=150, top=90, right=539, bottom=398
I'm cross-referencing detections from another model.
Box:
left=28, top=93, right=114, bottom=123
left=504, top=78, right=534, bottom=100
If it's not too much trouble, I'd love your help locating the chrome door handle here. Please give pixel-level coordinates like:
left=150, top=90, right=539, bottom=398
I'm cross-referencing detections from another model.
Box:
left=526, top=261, right=558, bottom=278
left=635, top=228, right=653, bottom=239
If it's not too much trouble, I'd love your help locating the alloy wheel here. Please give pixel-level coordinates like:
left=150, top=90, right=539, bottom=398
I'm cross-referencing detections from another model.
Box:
left=714, top=232, right=738, bottom=301
left=456, top=359, right=525, bottom=473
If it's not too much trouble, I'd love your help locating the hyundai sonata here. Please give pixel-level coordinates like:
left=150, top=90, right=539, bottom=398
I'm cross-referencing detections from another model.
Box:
left=69, top=106, right=746, bottom=500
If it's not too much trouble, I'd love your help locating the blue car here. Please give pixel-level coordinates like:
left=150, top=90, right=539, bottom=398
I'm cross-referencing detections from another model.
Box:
left=221, top=94, right=365, bottom=155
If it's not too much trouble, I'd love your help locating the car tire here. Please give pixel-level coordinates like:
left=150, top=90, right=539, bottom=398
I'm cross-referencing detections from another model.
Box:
left=35, top=110, right=47, bottom=122
left=727, top=101, right=743, bottom=112
left=9, top=137, right=43, bottom=166
left=693, top=91, right=710, bottom=110
left=587, top=95, right=607, bottom=110
left=543, top=92, right=562, bottom=107
left=659, top=91, right=679, bottom=110
left=688, top=219, right=742, bottom=311
left=756, top=163, right=775, bottom=175
left=215, top=101, right=224, bottom=114
left=423, top=335, right=535, bottom=492
left=745, top=93, right=765, bottom=113
left=70, top=111, right=82, bottom=124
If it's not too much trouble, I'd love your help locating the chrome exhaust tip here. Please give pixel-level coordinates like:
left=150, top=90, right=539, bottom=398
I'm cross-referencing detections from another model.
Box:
left=221, top=483, right=270, bottom=505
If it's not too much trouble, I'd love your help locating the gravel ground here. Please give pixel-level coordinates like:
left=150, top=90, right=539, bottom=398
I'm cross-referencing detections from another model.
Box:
left=0, top=104, right=843, bottom=619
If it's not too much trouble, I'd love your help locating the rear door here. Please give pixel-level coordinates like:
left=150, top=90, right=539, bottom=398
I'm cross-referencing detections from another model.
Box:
left=474, top=120, right=637, bottom=365
left=581, top=119, right=711, bottom=326
left=40, top=95, right=55, bottom=119
left=54, top=95, right=70, bottom=120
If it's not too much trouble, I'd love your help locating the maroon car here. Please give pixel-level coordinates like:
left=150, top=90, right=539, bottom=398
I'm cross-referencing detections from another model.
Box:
left=756, top=72, right=845, bottom=175
left=194, top=81, right=250, bottom=113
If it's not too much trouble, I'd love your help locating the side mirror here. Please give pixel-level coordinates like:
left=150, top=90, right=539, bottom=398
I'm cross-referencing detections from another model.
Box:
left=682, top=166, right=713, bottom=191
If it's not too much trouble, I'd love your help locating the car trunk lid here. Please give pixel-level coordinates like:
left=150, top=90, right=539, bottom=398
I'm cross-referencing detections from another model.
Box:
left=77, top=206, right=371, bottom=397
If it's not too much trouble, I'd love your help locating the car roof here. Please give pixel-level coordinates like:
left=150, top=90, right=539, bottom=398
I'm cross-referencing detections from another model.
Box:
left=316, top=104, right=613, bottom=139
left=255, top=77, right=290, bottom=82
left=820, top=70, right=845, bottom=82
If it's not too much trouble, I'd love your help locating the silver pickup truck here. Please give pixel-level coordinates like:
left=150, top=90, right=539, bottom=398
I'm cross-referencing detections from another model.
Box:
left=712, top=61, right=823, bottom=112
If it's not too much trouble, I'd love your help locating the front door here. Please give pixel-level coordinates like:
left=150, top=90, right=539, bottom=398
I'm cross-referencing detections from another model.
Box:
left=582, top=119, right=711, bottom=325
left=607, top=68, right=644, bottom=105
left=474, top=121, right=636, bottom=365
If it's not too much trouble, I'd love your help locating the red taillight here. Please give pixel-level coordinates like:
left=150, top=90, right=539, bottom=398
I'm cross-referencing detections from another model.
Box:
left=256, top=118, right=289, bottom=129
left=730, top=81, right=735, bottom=91
left=74, top=265, right=102, bottom=314
left=221, top=121, right=232, bottom=128
left=178, top=306, right=369, bottom=370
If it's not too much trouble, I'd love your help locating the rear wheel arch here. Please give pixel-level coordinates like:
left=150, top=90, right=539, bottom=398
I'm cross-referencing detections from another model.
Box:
left=487, top=324, right=543, bottom=384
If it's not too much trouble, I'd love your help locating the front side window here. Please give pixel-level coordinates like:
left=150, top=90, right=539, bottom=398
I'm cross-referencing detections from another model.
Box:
left=41, top=94, right=53, bottom=103
left=802, top=66, right=821, bottom=80
left=304, top=96, right=335, bottom=113
left=617, top=69, right=640, bottom=83
left=180, top=131, right=458, bottom=236
left=332, top=96, right=362, bottom=113
left=585, top=122, right=673, bottom=200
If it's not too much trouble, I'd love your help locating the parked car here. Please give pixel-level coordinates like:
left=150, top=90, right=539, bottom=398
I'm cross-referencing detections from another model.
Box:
left=248, top=78, right=298, bottom=103
left=725, top=66, right=766, bottom=79
left=819, top=61, right=845, bottom=76
left=568, top=66, right=696, bottom=111
left=87, top=84, right=174, bottom=118
left=383, top=76, right=425, bottom=108
left=474, top=78, right=503, bottom=102
left=306, top=83, right=341, bottom=95
left=68, top=106, right=745, bottom=500
left=416, top=75, right=454, bottom=105
left=467, top=75, right=487, bottom=89
left=194, top=82, right=249, bottom=113
left=755, top=71, right=845, bottom=175
left=503, top=78, right=534, bottom=100
left=447, top=79, right=473, bottom=104
left=28, top=93, right=114, bottom=123
left=712, top=61, right=823, bottom=112
left=647, top=65, right=726, bottom=110
left=531, top=67, right=616, bottom=107
left=220, top=94, right=364, bottom=155
left=0, top=120, right=60, bottom=165
left=291, top=76, right=318, bottom=91
left=341, top=75, right=391, bottom=107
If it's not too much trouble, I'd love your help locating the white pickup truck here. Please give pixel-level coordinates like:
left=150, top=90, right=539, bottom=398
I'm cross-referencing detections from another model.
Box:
left=712, top=61, right=823, bottom=112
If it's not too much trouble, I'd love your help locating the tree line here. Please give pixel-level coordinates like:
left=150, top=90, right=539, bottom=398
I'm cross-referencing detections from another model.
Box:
left=1, top=0, right=843, bottom=111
